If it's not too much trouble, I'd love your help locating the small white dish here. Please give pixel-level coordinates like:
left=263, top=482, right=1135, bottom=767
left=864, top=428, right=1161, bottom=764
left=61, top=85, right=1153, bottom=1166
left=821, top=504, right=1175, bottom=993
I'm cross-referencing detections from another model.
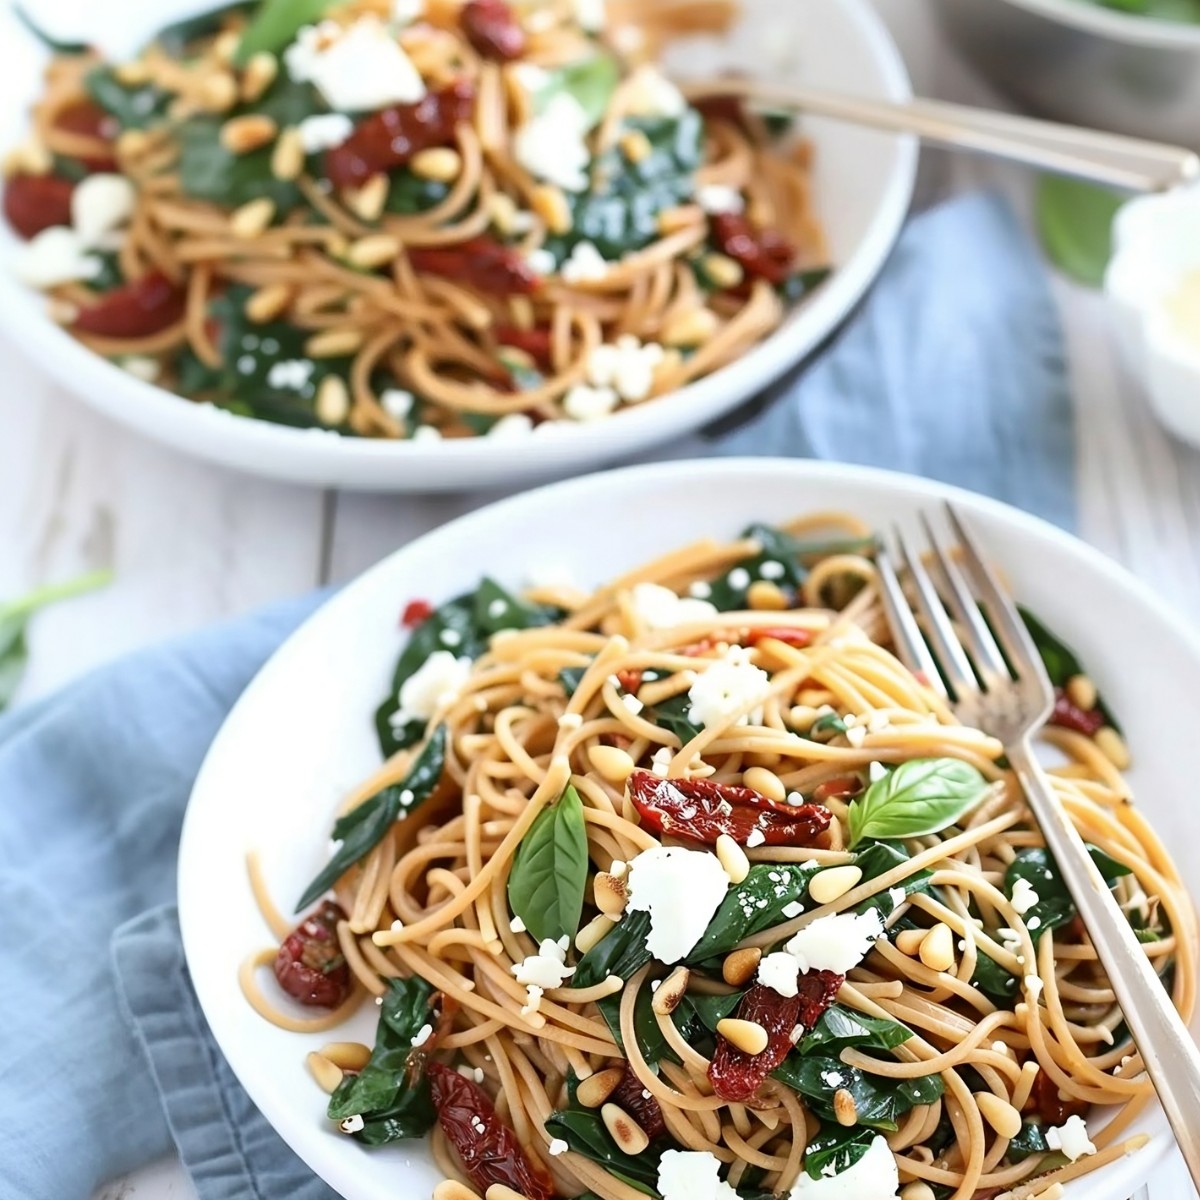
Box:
left=0, top=0, right=915, bottom=492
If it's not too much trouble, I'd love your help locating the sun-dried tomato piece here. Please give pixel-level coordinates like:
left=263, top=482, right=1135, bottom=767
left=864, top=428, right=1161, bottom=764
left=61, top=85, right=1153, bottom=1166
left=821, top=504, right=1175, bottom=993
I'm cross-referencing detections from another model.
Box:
left=609, top=1063, right=667, bottom=1140
left=495, top=325, right=554, bottom=370
left=325, top=79, right=477, bottom=189
left=461, top=0, right=527, bottom=60
left=1025, top=1063, right=1089, bottom=1125
left=616, top=668, right=643, bottom=694
left=428, top=1063, right=554, bottom=1200
left=628, top=771, right=832, bottom=848
left=811, top=775, right=863, bottom=804
left=53, top=99, right=119, bottom=172
left=693, top=94, right=749, bottom=130
left=709, top=973, right=842, bottom=1102
left=274, top=901, right=351, bottom=1008
left=711, top=212, right=797, bottom=286
left=408, top=237, right=539, bottom=296
left=743, top=627, right=811, bottom=648
left=402, top=598, right=434, bottom=628
left=73, top=271, right=186, bottom=337
left=1049, top=689, right=1105, bottom=738
left=3, top=173, right=75, bottom=240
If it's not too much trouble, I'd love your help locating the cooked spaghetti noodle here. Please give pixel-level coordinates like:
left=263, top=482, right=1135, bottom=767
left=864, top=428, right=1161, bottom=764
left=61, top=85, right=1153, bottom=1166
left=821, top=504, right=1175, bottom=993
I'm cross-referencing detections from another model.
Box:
left=7, top=0, right=827, bottom=440
left=243, top=512, right=1195, bottom=1200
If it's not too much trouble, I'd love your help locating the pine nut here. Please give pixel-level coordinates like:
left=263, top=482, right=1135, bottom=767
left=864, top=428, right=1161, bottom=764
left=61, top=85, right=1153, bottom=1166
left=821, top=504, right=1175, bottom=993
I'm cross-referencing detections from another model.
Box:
left=717, top=1018, right=770, bottom=1056
left=221, top=114, right=277, bottom=154
left=1095, top=725, right=1130, bottom=769
left=306, top=1051, right=344, bottom=1093
left=315, top=375, right=351, bottom=426
left=320, top=1041, right=372, bottom=1071
left=722, top=946, right=762, bottom=987
left=306, top=328, right=365, bottom=358
left=46, top=298, right=79, bottom=325
left=199, top=71, right=239, bottom=113
left=808, top=865, right=863, bottom=906
left=434, top=1182, right=483, bottom=1200
left=601, top=1103, right=649, bottom=1154
left=919, top=923, right=956, bottom=972
left=662, top=307, right=720, bottom=348
left=486, top=1188, right=530, bottom=1200
left=241, top=52, right=279, bottom=103
left=651, top=966, right=690, bottom=1016
left=743, top=766, right=786, bottom=803
left=900, top=1184, right=936, bottom=1200
left=245, top=283, right=292, bottom=324
left=347, top=234, right=401, bottom=270
left=746, top=580, right=788, bottom=611
left=833, top=1087, right=858, bottom=1127
left=531, top=184, right=572, bottom=236
left=576, top=1066, right=623, bottom=1108
left=115, top=59, right=153, bottom=86
left=486, top=191, right=519, bottom=236
left=715, top=833, right=750, bottom=885
left=1065, top=673, right=1097, bottom=711
left=975, top=1091, right=1023, bottom=1139
left=3, top=139, right=52, bottom=177
left=748, top=194, right=776, bottom=228
left=587, top=744, right=635, bottom=784
left=230, top=197, right=276, bottom=238
left=575, top=913, right=617, bottom=955
left=619, top=129, right=653, bottom=163
left=271, top=128, right=306, bottom=181
left=701, top=251, right=744, bottom=290
left=594, top=871, right=628, bottom=917
left=116, top=129, right=151, bottom=161
left=411, top=146, right=463, bottom=183
left=348, top=173, right=389, bottom=222
left=657, top=204, right=703, bottom=235
left=895, top=929, right=926, bottom=957
left=212, top=29, right=242, bottom=65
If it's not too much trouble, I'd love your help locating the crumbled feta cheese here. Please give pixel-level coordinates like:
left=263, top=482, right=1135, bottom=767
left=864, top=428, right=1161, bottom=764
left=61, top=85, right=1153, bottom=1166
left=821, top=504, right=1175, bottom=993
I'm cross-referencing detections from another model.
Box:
left=1024, top=973, right=1044, bottom=1000
left=520, top=984, right=544, bottom=1015
left=758, top=951, right=801, bottom=998
left=695, top=184, right=745, bottom=215
left=622, top=693, right=645, bottom=716
left=789, top=1133, right=898, bottom=1198
left=339, top=1114, right=365, bottom=1134
left=558, top=711, right=583, bottom=730
left=121, top=356, right=160, bottom=383
left=887, top=887, right=906, bottom=909
left=727, top=567, right=751, bottom=591
left=781, top=900, right=805, bottom=919
left=561, top=240, right=610, bottom=283
left=525, top=247, right=558, bottom=277
left=625, top=64, right=687, bottom=119
left=845, top=725, right=866, bottom=747
left=587, top=337, right=665, bottom=403
left=297, top=113, right=355, bottom=153
left=548, top=1137, right=570, bottom=1156
left=1027, top=915, right=1042, bottom=931
left=573, top=0, right=607, bottom=32
left=512, top=938, right=576, bottom=988
left=378, top=388, right=414, bottom=422
left=1045, top=1115, right=1096, bottom=1162
left=626, top=846, right=730, bottom=963
left=15, top=227, right=102, bottom=288
left=1010, top=877, right=1039, bottom=915
left=285, top=18, right=426, bottom=111
left=440, top=629, right=462, bottom=647
left=657, top=1149, right=739, bottom=1200
left=687, top=646, right=773, bottom=731
left=71, top=173, right=136, bottom=248
left=411, top=425, right=443, bottom=442
left=392, top=0, right=424, bottom=23
left=868, top=761, right=888, bottom=784
left=514, top=92, right=591, bottom=192
left=689, top=580, right=713, bottom=599
left=410, top=1023, right=433, bottom=1047
left=746, top=827, right=765, bottom=848
left=510, top=914, right=527, bottom=933
left=651, top=746, right=673, bottom=778
left=630, top=581, right=718, bottom=630
left=488, top=412, right=535, bottom=438
left=563, top=383, right=619, bottom=421
left=268, top=359, right=316, bottom=392
left=389, top=649, right=470, bottom=729
left=759, top=560, right=786, bottom=580
left=784, top=910, right=883, bottom=974
left=786, top=791, right=805, bottom=806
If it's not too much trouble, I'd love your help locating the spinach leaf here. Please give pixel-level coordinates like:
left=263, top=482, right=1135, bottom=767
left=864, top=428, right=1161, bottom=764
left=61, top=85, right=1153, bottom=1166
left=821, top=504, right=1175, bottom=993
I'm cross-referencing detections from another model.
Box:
left=178, top=117, right=302, bottom=210
left=236, top=0, right=332, bottom=64
left=853, top=840, right=934, bottom=922
left=14, top=5, right=88, bottom=53
left=1007, top=1120, right=1050, bottom=1163
left=971, top=950, right=1020, bottom=1004
left=536, top=54, right=621, bottom=128
left=801, top=1122, right=878, bottom=1179
left=774, top=1053, right=944, bottom=1130
left=847, top=758, right=991, bottom=848
left=154, top=2, right=256, bottom=55
left=1019, top=606, right=1120, bottom=731
left=326, top=976, right=437, bottom=1144
left=84, top=67, right=170, bottom=130
left=385, top=169, right=453, bottom=215
left=473, top=578, right=560, bottom=637
left=559, top=665, right=589, bottom=697
left=650, top=687, right=703, bottom=745
left=798, top=1005, right=913, bottom=1056
left=809, top=711, right=848, bottom=738
left=543, top=1109, right=660, bottom=1194
left=1034, top=175, right=1123, bottom=289
left=674, top=989, right=744, bottom=1044
left=778, top=266, right=833, bottom=305
left=508, top=785, right=589, bottom=944
left=707, top=523, right=806, bottom=610
left=1004, top=845, right=1130, bottom=944
left=296, top=725, right=447, bottom=910
left=0, top=570, right=112, bottom=712
left=572, top=910, right=657, bottom=1055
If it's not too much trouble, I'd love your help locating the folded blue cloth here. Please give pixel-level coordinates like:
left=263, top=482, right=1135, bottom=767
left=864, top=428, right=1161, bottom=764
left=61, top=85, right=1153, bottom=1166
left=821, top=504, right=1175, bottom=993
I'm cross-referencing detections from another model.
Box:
left=0, top=191, right=1073, bottom=1200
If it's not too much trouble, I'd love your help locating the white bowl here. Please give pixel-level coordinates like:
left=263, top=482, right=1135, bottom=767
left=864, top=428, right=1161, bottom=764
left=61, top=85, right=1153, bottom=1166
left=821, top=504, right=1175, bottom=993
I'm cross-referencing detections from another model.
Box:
left=179, top=457, right=1200, bottom=1200
left=0, top=0, right=915, bottom=492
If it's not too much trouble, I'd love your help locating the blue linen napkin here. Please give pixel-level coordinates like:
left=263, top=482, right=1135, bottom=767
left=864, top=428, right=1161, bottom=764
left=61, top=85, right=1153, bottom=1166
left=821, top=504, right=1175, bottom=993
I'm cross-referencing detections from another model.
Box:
left=0, top=190, right=1073, bottom=1200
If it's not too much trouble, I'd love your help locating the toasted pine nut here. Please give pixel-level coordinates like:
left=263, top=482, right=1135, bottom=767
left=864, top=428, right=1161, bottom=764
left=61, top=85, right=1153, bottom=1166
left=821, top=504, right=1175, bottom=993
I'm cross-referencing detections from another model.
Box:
left=221, top=114, right=278, bottom=154
left=347, top=233, right=401, bottom=270
left=245, top=283, right=292, bottom=324
left=701, top=251, right=744, bottom=289
left=975, top=1091, right=1023, bottom=1139
left=211, top=29, right=242, bottom=64
left=271, top=127, right=305, bottom=181
left=319, top=1041, right=372, bottom=1071
left=306, top=1051, right=344, bottom=1094
left=1095, top=725, right=1130, bottom=769
left=576, top=1066, right=623, bottom=1108
left=808, top=865, right=863, bottom=906
left=662, top=307, right=720, bottom=348
left=434, top=1182, right=483, bottom=1200
left=531, top=184, right=572, bottom=236
left=651, top=966, right=690, bottom=1016
left=315, top=375, right=351, bottom=426
left=116, top=129, right=152, bottom=161
left=833, top=1087, right=858, bottom=1127
left=348, top=173, right=389, bottom=221
left=601, top=1103, right=649, bottom=1154
left=486, top=191, right=519, bottom=235
left=746, top=580, right=788, bottom=611
left=900, top=1184, right=937, bottom=1200
left=115, top=59, right=153, bottom=86
left=743, top=766, right=785, bottom=802
left=306, top=328, right=365, bottom=358
left=241, top=52, right=279, bottom=102
left=722, top=946, right=762, bottom=987
left=412, top=146, right=463, bottom=183
left=594, top=871, right=628, bottom=917
left=619, top=129, right=653, bottom=163
left=230, top=197, right=276, bottom=238
left=717, top=1018, right=770, bottom=1056
left=919, top=923, right=955, bottom=972
left=895, top=928, right=926, bottom=957
left=715, top=833, right=750, bottom=885
left=575, top=913, right=617, bottom=955
left=748, top=194, right=776, bottom=228
left=657, top=204, right=703, bottom=235
left=587, top=744, right=635, bottom=784
left=199, top=71, right=239, bottom=113
left=1065, top=673, right=1097, bottom=711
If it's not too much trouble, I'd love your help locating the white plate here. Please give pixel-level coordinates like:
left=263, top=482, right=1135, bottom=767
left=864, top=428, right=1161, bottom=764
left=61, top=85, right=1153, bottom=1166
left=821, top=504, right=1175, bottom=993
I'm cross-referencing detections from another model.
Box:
left=179, top=457, right=1200, bottom=1200
left=0, top=0, right=914, bottom=492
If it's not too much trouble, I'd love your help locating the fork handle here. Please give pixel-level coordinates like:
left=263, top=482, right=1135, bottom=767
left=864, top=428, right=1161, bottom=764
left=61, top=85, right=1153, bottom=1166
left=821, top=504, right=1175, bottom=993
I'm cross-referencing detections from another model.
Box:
left=1008, top=738, right=1200, bottom=1185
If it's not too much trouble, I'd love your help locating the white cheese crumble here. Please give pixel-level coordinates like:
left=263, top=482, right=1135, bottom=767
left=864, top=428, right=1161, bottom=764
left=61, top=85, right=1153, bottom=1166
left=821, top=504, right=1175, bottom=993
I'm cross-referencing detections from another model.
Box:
left=887, top=887, right=906, bottom=909
left=759, top=560, right=786, bottom=580
left=512, top=937, right=576, bottom=988
left=746, top=827, right=765, bottom=848
left=411, top=425, right=443, bottom=442
left=789, top=1133, right=898, bottom=1198
left=625, top=64, right=687, bottom=119
left=564, top=382, right=619, bottom=421
left=868, top=761, right=888, bottom=784
left=525, top=247, right=558, bottom=276
left=695, top=184, right=745, bottom=215
left=1010, top=877, right=1039, bottom=915
left=689, top=580, right=713, bottom=599
left=410, top=1023, right=433, bottom=1047
left=520, top=983, right=544, bottom=1015
left=727, top=567, right=751, bottom=591
left=15, top=227, right=102, bottom=288
left=389, top=649, right=470, bottom=730
left=558, top=711, right=583, bottom=730
left=297, top=113, right=355, bottom=154
left=630, top=581, right=718, bottom=630
left=285, top=18, right=426, bottom=112
left=657, top=1149, right=739, bottom=1200
left=758, top=951, right=801, bottom=998
left=548, top=1137, right=570, bottom=1156
left=651, top=746, right=673, bottom=778
left=510, top=914, right=527, bottom=933
left=380, top=387, right=414, bottom=420
left=784, top=910, right=883, bottom=975
left=587, top=336, right=666, bottom=403
left=687, top=646, right=773, bottom=731
left=626, top=846, right=730, bottom=963
left=121, top=356, right=160, bottom=383
left=392, top=0, right=425, bottom=23
left=1045, top=1115, right=1096, bottom=1162
left=781, top=900, right=805, bottom=919
left=268, top=359, right=316, bottom=392
left=71, top=173, right=136, bottom=248
left=1024, top=973, right=1044, bottom=1000
left=514, top=92, right=592, bottom=192
left=622, top=693, right=645, bottom=716
left=561, top=240, right=610, bottom=283
left=488, top=412, right=535, bottom=438
left=339, top=1114, right=365, bottom=1134
left=573, top=0, right=607, bottom=32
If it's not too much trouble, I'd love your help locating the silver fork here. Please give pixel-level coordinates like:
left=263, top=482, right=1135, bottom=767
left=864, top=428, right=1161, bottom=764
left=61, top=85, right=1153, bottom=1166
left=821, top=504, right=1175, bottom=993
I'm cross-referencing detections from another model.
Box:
left=875, top=504, right=1200, bottom=1191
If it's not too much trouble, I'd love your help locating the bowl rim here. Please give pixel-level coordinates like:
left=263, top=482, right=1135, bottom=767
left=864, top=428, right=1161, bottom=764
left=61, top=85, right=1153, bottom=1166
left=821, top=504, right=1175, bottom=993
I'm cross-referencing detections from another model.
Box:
left=995, top=0, right=1200, bottom=47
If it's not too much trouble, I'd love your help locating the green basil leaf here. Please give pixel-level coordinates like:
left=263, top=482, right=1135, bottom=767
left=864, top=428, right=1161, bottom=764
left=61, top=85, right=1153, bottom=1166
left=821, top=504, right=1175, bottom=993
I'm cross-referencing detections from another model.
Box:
left=774, top=1053, right=944, bottom=1131
left=1035, top=175, right=1123, bottom=288
left=801, top=1122, right=878, bottom=1180
left=236, top=0, right=332, bottom=65
left=507, top=785, right=589, bottom=944
left=1003, top=845, right=1131, bottom=944
left=14, top=5, right=89, bottom=53
left=798, top=1005, right=913, bottom=1056
left=537, top=54, right=621, bottom=128
left=84, top=67, right=170, bottom=130
left=847, top=759, right=991, bottom=848
left=297, top=726, right=447, bottom=910
left=154, top=2, right=256, bottom=55
left=1019, top=606, right=1120, bottom=732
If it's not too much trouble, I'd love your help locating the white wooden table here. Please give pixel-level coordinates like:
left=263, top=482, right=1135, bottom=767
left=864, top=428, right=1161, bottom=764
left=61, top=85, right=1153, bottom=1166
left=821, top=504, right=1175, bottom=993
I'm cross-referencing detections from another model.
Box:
left=2, top=2, right=1195, bottom=1197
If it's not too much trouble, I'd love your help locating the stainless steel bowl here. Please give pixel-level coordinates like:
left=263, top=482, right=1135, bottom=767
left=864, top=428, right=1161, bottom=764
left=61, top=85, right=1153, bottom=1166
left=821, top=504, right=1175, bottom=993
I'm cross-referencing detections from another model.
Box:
left=931, top=0, right=1200, bottom=148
